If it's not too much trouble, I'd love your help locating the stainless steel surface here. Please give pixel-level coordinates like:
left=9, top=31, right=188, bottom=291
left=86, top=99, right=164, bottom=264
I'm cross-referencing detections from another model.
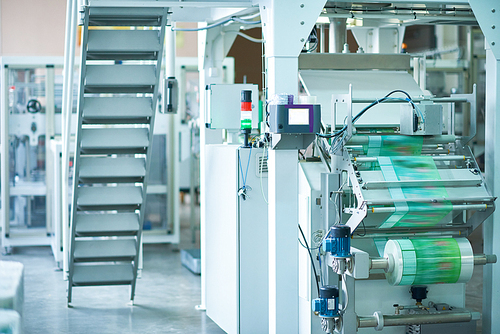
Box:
left=298, top=54, right=411, bottom=71
left=369, top=253, right=496, bottom=271
left=75, top=213, right=140, bottom=236
left=83, top=97, right=153, bottom=123
left=73, top=239, right=137, bottom=262
left=370, top=204, right=487, bottom=213
left=76, top=186, right=143, bottom=207
left=366, top=196, right=494, bottom=205
left=369, top=257, right=389, bottom=270
left=79, top=157, right=146, bottom=182
left=85, top=65, right=157, bottom=93
left=347, top=135, right=457, bottom=145
left=358, top=311, right=473, bottom=328
left=328, top=18, right=346, bottom=53
left=73, top=263, right=134, bottom=285
left=363, top=179, right=482, bottom=190
left=87, top=30, right=161, bottom=60
left=354, top=155, right=466, bottom=162
left=473, top=254, right=498, bottom=265
left=80, top=128, right=149, bottom=152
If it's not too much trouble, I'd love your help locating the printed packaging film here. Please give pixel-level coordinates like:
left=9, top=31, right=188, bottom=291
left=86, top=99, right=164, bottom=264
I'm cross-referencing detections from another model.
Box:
left=384, top=238, right=474, bottom=286
left=359, top=135, right=452, bottom=228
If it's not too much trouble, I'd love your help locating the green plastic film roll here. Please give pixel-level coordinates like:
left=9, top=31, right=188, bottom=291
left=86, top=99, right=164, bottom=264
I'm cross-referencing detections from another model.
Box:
left=384, top=238, right=474, bottom=286
left=411, top=238, right=461, bottom=284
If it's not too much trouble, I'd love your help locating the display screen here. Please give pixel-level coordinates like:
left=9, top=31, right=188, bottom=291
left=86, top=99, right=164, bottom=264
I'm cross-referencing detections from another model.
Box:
left=288, top=108, right=309, bottom=125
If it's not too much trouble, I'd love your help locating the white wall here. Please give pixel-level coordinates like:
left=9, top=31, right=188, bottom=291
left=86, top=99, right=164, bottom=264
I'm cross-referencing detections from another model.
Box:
left=0, top=3, right=199, bottom=58
left=0, top=0, right=68, bottom=56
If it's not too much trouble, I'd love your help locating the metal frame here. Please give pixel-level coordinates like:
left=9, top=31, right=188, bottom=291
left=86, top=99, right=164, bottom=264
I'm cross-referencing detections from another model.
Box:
left=67, top=5, right=91, bottom=303
left=0, top=57, right=64, bottom=254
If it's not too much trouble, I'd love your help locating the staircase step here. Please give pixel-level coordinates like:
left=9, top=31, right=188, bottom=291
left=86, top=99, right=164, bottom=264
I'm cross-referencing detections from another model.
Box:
left=75, top=213, right=140, bottom=237
left=83, top=97, right=153, bottom=124
left=72, top=263, right=134, bottom=286
left=76, top=186, right=142, bottom=210
left=88, top=7, right=164, bottom=26
left=80, top=128, right=149, bottom=154
left=87, top=30, right=161, bottom=60
left=85, top=65, right=156, bottom=93
left=74, top=239, right=137, bottom=262
left=79, top=157, right=146, bottom=183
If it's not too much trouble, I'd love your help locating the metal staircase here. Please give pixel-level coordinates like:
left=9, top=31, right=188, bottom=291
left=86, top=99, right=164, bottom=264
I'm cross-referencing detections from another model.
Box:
left=67, top=6, right=168, bottom=303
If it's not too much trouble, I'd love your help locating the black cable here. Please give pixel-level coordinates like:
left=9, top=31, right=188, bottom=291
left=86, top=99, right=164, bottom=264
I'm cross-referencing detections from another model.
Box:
left=316, top=90, right=416, bottom=139
left=355, top=220, right=367, bottom=237
left=298, top=224, right=321, bottom=296
left=265, top=101, right=270, bottom=128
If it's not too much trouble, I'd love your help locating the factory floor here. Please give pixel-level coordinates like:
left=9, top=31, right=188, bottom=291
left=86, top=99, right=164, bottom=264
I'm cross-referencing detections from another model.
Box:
left=1, top=196, right=225, bottom=334
left=0, top=198, right=485, bottom=334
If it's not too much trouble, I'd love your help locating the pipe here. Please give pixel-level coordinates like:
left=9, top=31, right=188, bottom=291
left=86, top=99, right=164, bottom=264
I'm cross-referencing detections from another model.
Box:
left=358, top=231, right=464, bottom=239
left=370, top=258, right=389, bottom=270
left=370, top=204, right=487, bottom=214
left=473, top=254, right=497, bottom=265
left=329, top=18, right=346, bottom=53
left=366, top=196, right=494, bottom=205
left=358, top=311, right=475, bottom=329
left=320, top=24, right=326, bottom=53
left=355, top=155, right=466, bottom=163
left=347, top=135, right=457, bottom=145
left=351, top=97, right=470, bottom=104
left=369, top=254, right=496, bottom=271
left=355, top=154, right=456, bottom=162
left=61, top=0, right=77, bottom=277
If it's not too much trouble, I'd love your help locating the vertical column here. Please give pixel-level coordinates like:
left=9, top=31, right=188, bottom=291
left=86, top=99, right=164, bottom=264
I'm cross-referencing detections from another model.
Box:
left=267, top=56, right=300, bottom=334
left=328, top=18, right=346, bottom=53
left=267, top=149, right=299, bottom=333
left=1, top=64, right=9, bottom=247
left=61, top=0, right=78, bottom=277
left=165, top=23, right=180, bottom=244
left=198, top=24, right=233, bottom=309
left=259, top=1, right=326, bottom=332
left=483, top=47, right=500, bottom=334
left=45, top=66, right=55, bottom=235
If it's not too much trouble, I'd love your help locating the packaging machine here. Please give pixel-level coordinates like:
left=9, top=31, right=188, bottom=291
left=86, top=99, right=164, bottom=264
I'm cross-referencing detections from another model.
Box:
left=297, top=58, right=496, bottom=333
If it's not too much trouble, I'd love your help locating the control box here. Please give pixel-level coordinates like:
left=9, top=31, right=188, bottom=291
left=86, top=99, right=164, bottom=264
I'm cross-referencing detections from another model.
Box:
left=400, top=103, right=443, bottom=136
left=268, top=104, right=321, bottom=134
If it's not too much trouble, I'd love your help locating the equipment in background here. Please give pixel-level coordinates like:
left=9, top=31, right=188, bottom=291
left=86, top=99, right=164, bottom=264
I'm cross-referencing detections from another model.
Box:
left=0, top=57, right=79, bottom=258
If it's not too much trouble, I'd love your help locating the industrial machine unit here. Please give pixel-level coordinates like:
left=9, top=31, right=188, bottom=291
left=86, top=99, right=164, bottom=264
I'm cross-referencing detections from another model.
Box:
left=298, top=53, right=496, bottom=333
left=205, top=144, right=269, bottom=334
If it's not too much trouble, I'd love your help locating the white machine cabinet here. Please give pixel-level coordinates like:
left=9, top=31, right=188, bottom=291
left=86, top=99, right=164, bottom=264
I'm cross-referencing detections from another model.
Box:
left=205, top=144, right=269, bottom=334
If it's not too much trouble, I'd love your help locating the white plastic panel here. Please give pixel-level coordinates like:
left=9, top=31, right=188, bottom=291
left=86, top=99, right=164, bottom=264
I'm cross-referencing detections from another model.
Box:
left=206, top=84, right=259, bottom=130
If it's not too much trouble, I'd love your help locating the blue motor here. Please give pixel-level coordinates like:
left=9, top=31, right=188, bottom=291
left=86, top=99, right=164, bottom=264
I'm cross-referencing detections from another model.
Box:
left=322, top=225, right=351, bottom=258
left=312, top=285, right=339, bottom=318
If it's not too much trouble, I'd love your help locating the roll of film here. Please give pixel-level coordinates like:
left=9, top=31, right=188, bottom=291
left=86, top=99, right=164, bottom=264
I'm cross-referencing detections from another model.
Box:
left=384, top=238, right=474, bottom=286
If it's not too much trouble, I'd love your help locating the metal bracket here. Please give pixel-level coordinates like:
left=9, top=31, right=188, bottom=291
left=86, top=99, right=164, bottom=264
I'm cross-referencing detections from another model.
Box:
left=452, top=84, right=477, bottom=145
left=469, top=0, right=500, bottom=60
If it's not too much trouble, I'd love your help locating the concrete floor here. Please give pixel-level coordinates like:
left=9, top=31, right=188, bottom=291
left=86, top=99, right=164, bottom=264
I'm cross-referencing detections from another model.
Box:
left=0, top=199, right=486, bottom=334
left=1, top=199, right=225, bottom=334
